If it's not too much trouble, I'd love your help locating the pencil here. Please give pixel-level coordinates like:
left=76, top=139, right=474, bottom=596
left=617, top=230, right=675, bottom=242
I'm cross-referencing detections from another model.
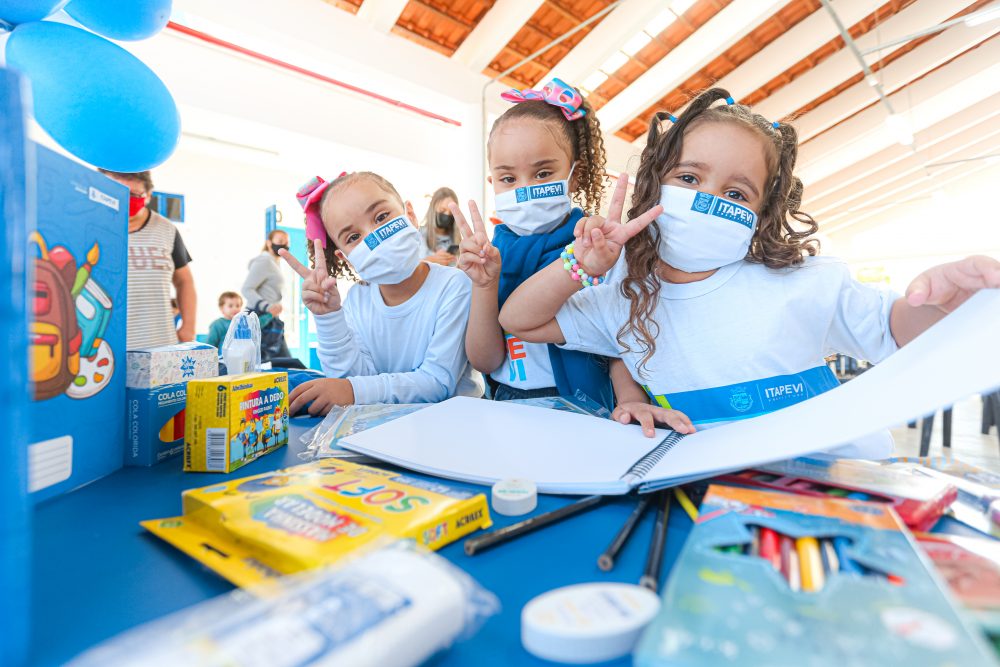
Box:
left=820, top=539, right=840, bottom=575
left=796, top=537, right=825, bottom=593
left=673, top=487, right=699, bottom=522
left=759, top=527, right=780, bottom=570
left=639, top=492, right=671, bottom=592
left=832, top=536, right=862, bottom=575
left=598, top=495, right=653, bottom=571
left=464, top=494, right=605, bottom=556
left=780, top=534, right=800, bottom=592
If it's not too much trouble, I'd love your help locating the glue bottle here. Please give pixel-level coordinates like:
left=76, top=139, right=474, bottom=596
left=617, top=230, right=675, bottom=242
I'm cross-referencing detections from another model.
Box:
left=222, top=316, right=256, bottom=375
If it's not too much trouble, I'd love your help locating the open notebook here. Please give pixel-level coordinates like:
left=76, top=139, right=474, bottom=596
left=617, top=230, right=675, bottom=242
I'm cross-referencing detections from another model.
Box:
left=339, top=290, right=1000, bottom=495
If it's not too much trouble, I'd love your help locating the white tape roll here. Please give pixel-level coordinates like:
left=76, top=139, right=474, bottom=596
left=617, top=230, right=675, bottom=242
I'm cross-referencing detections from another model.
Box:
left=491, top=478, right=537, bottom=516
left=522, top=583, right=660, bottom=664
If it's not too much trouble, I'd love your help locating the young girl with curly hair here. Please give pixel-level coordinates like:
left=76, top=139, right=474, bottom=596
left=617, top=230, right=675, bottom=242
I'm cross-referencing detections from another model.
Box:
left=499, top=88, right=1000, bottom=454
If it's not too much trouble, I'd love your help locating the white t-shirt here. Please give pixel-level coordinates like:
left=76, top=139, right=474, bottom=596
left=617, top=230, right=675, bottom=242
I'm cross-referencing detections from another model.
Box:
left=315, top=263, right=483, bottom=403
left=556, top=257, right=900, bottom=456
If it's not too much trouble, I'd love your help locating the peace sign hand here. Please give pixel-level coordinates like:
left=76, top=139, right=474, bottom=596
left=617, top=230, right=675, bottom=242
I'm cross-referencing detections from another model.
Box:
left=278, top=239, right=342, bottom=316
left=572, top=173, right=662, bottom=277
left=452, top=201, right=502, bottom=289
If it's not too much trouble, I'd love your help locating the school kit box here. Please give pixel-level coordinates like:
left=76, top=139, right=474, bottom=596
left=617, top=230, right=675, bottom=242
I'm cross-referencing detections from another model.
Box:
left=27, top=145, right=128, bottom=502
left=126, top=342, right=219, bottom=467
left=635, top=485, right=997, bottom=666
left=143, top=458, right=493, bottom=586
left=184, top=372, right=289, bottom=473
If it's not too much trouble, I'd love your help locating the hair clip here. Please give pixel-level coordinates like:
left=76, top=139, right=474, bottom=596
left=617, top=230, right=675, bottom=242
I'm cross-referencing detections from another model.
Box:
left=295, top=171, right=347, bottom=249
left=501, top=77, right=586, bottom=121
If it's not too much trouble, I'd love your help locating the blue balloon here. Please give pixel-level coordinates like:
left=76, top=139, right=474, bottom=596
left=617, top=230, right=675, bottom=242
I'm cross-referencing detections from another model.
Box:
left=6, top=22, right=180, bottom=171
left=0, top=0, right=68, bottom=25
left=64, top=0, right=171, bottom=41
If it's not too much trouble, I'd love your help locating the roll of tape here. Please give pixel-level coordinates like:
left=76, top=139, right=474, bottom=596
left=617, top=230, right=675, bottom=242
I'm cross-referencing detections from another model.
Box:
left=491, top=478, right=537, bottom=516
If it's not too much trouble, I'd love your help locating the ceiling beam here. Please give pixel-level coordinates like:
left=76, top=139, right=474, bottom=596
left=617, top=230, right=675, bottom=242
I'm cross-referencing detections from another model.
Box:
left=754, top=0, right=970, bottom=122
left=356, top=0, right=411, bottom=33
left=797, top=38, right=1000, bottom=185
left=452, top=0, right=546, bottom=71
left=595, top=0, right=786, bottom=132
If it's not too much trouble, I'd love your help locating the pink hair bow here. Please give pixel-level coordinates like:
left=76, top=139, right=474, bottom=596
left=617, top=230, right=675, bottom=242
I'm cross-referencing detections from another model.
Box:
left=500, top=77, right=586, bottom=121
left=295, top=173, right=346, bottom=249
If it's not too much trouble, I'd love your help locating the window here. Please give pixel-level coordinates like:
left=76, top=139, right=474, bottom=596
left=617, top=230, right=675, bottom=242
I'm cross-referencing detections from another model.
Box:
left=150, top=191, right=185, bottom=223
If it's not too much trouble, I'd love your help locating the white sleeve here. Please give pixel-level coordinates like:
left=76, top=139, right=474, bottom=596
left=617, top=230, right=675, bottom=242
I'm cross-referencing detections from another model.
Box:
left=347, top=276, right=472, bottom=404
left=314, top=298, right=378, bottom=378
left=554, top=284, right=622, bottom=357
left=824, top=263, right=899, bottom=363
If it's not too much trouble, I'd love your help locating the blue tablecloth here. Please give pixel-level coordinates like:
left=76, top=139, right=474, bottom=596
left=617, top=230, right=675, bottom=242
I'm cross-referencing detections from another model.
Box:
left=30, top=417, right=695, bottom=666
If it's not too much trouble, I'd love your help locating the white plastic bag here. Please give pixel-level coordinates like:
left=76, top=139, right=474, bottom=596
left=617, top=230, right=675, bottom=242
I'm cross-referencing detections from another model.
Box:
left=221, top=311, right=261, bottom=374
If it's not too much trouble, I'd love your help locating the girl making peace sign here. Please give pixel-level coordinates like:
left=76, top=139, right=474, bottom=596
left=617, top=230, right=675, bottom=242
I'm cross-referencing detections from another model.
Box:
left=280, top=172, right=482, bottom=416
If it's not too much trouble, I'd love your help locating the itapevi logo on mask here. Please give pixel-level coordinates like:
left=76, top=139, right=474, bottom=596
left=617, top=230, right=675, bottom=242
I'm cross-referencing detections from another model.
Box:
left=364, top=217, right=410, bottom=250
left=690, top=192, right=755, bottom=229
left=514, top=182, right=566, bottom=203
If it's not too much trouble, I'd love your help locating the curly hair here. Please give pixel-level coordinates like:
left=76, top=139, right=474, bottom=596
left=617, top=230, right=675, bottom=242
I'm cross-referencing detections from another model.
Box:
left=306, top=171, right=405, bottom=283
left=487, top=91, right=607, bottom=214
left=620, top=87, right=820, bottom=374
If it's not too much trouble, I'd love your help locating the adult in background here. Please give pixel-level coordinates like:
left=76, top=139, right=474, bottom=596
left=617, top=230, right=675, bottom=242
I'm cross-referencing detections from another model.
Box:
left=243, top=229, right=291, bottom=360
left=99, top=169, right=197, bottom=348
left=420, top=187, right=461, bottom=266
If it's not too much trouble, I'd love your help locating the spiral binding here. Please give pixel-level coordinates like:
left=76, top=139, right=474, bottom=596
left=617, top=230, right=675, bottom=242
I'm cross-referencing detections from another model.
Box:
left=624, top=431, right=686, bottom=480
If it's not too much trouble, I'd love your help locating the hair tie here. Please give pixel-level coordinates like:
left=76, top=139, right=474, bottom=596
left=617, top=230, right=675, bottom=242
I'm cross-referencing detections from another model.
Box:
left=501, top=77, right=586, bottom=121
left=295, top=172, right=346, bottom=249
left=772, top=121, right=781, bottom=129
left=725, top=96, right=735, bottom=105
left=667, top=113, right=678, bottom=123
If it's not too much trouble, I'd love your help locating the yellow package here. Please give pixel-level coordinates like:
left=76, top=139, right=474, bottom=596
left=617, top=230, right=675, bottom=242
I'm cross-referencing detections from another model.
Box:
left=142, top=458, right=493, bottom=586
left=184, top=372, right=288, bottom=473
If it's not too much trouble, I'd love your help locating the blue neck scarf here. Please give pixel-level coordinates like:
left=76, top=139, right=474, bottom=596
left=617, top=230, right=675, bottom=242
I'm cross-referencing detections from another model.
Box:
left=492, top=208, right=614, bottom=411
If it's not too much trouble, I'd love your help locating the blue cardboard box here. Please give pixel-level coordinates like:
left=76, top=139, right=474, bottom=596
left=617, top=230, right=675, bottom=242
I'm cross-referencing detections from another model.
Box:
left=127, top=382, right=187, bottom=467
left=27, top=145, right=128, bottom=502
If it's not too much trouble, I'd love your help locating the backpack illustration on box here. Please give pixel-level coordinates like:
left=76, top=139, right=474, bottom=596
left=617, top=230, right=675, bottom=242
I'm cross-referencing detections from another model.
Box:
left=30, top=232, right=116, bottom=401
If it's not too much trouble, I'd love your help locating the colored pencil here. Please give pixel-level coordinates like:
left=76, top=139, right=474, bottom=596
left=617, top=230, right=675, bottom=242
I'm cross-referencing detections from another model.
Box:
left=832, top=536, right=862, bottom=575
left=796, top=537, right=825, bottom=592
left=673, top=487, right=699, bottom=521
left=464, top=495, right=605, bottom=556
left=759, top=527, right=780, bottom=570
left=749, top=526, right=761, bottom=557
left=780, top=534, right=800, bottom=592
left=598, top=496, right=653, bottom=571
left=639, top=492, right=671, bottom=592
left=820, top=538, right=840, bottom=575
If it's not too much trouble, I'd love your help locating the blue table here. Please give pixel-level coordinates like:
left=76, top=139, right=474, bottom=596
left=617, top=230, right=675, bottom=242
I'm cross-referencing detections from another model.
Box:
left=30, top=418, right=696, bottom=666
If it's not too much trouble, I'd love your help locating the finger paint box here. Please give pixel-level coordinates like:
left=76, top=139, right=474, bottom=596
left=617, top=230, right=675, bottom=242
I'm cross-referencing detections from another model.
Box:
left=184, top=372, right=289, bottom=473
left=142, top=458, right=493, bottom=586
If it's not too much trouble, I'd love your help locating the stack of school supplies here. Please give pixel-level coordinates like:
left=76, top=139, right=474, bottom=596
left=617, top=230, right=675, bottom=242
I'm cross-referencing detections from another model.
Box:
left=916, top=532, right=1000, bottom=635
left=634, top=485, right=997, bottom=666
left=716, top=457, right=957, bottom=530
left=143, top=458, right=492, bottom=586
left=890, top=456, right=1000, bottom=534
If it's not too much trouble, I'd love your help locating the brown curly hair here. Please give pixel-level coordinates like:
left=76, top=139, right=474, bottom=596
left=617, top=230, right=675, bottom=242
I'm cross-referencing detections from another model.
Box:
left=487, top=90, right=607, bottom=214
left=621, top=87, right=820, bottom=374
left=306, top=171, right=405, bottom=282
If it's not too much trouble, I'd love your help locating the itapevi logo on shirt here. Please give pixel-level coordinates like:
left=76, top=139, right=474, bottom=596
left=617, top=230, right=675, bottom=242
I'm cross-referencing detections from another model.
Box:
left=728, top=386, right=753, bottom=413
left=515, top=182, right=566, bottom=203
left=691, top=192, right=755, bottom=229
left=363, top=217, right=410, bottom=250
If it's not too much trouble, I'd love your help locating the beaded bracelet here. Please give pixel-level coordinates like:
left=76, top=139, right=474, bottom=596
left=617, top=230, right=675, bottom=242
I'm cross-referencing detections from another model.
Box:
left=560, top=243, right=604, bottom=288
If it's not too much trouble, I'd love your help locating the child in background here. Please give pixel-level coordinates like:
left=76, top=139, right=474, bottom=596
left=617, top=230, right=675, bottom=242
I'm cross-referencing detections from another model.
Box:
left=206, top=291, right=243, bottom=349
left=500, top=88, right=1000, bottom=454
left=455, top=78, right=660, bottom=419
left=280, top=172, right=482, bottom=417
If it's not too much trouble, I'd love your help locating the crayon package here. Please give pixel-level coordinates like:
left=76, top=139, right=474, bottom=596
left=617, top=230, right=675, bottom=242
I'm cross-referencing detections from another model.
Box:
left=635, top=485, right=997, bottom=666
left=184, top=372, right=288, bottom=473
left=143, top=458, right=492, bottom=586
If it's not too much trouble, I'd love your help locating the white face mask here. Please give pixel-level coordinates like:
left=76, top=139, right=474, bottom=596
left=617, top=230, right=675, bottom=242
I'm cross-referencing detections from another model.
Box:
left=494, top=164, right=575, bottom=236
left=655, top=184, right=758, bottom=273
left=344, top=216, right=424, bottom=284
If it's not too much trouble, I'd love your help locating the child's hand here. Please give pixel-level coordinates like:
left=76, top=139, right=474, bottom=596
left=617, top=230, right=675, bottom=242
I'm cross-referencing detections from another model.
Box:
left=279, top=240, right=342, bottom=316
left=453, top=201, right=502, bottom=289
left=613, top=401, right=695, bottom=437
left=289, top=378, right=355, bottom=416
left=572, top=173, right=663, bottom=277
left=905, top=255, right=1000, bottom=313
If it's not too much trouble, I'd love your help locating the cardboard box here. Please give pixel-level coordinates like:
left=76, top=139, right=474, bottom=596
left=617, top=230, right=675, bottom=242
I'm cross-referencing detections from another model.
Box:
left=184, top=372, right=289, bottom=473
left=126, top=342, right=219, bottom=389
left=27, top=145, right=128, bottom=501
left=126, top=382, right=188, bottom=467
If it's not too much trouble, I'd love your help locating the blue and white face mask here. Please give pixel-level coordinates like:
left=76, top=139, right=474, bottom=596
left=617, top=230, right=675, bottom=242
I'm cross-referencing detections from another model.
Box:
left=655, top=185, right=758, bottom=273
left=345, top=216, right=424, bottom=284
left=495, top=164, right=576, bottom=236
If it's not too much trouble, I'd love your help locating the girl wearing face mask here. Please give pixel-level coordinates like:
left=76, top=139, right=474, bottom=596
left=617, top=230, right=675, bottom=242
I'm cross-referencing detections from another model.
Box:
left=421, top=187, right=461, bottom=266
left=455, top=79, right=642, bottom=413
left=243, top=229, right=292, bottom=360
left=499, top=88, right=1000, bottom=456
left=279, top=172, right=483, bottom=416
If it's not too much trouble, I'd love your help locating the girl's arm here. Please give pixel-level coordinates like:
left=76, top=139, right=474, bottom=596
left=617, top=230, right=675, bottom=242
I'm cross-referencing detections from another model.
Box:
left=608, top=359, right=695, bottom=436
left=451, top=201, right=507, bottom=374
left=890, top=255, right=1000, bottom=346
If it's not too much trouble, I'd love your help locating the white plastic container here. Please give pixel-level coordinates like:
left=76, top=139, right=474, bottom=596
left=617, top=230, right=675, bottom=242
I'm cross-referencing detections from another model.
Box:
left=222, top=315, right=256, bottom=375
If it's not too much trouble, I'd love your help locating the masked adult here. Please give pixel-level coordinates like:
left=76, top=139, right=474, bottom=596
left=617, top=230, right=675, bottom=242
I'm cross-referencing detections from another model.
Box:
left=242, top=229, right=291, bottom=360
left=420, top=187, right=460, bottom=266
